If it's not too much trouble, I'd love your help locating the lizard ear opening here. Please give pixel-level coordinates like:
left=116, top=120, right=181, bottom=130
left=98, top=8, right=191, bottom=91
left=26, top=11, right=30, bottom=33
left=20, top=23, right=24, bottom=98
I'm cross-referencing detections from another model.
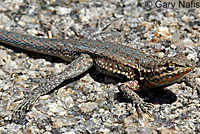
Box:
left=152, top=76, right=161, bottom=83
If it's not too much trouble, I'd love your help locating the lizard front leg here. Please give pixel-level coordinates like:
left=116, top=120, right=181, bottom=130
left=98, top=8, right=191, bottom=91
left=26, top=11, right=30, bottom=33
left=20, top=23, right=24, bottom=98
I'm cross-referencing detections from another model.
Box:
left=117, top=81, right=154, bottom=118
left=12, top=53, right=93, bottom=119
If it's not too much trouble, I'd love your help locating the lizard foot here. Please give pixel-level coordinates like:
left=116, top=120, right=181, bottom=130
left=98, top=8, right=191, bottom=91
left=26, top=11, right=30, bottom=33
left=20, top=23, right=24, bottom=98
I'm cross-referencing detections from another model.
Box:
left=11, top=92, right=40, bottom=120
left=118, top=81, right=154, bottom=118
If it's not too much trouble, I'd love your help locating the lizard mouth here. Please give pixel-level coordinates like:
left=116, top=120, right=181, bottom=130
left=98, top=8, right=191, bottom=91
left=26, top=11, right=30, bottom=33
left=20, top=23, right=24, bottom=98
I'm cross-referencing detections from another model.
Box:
left=154, top=66, right=194, bottom=86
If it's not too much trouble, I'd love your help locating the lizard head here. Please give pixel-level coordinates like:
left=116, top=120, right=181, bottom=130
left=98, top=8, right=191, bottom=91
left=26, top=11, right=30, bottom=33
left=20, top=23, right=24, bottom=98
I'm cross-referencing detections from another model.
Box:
left=143, top=55, right=195, bottom=89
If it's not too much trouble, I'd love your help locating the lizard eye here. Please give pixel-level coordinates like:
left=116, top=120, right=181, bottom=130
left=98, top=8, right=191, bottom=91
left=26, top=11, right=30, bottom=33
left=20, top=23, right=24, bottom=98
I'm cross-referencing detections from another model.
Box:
left=168, top=64, right=175, bottom=68
left=166, top=63, right=175, bottom=70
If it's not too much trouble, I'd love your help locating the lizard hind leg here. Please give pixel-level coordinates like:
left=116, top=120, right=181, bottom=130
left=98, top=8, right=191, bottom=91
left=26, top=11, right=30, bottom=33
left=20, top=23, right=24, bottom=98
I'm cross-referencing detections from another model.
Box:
left=117, top=80, right=154, bottom=118
left=11, top=54, right=93, bottom=120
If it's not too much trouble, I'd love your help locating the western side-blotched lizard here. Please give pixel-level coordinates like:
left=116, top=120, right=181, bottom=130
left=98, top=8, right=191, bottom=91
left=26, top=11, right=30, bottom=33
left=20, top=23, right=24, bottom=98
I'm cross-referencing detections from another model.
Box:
left=0, top=29, right=196, bottom=119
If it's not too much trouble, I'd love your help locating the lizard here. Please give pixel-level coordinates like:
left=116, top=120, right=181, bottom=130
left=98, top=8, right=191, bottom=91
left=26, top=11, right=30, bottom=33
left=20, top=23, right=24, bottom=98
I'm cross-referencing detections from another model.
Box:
left=0, top=29, right=195, bottom=119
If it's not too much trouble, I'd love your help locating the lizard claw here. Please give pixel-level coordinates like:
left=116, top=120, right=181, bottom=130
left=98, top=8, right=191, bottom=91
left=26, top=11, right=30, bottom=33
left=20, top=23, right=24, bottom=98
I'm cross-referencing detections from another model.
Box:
left=11, top=93, right=40, bottom=120
left=118, top=81, right=154, bottom=118
left=136, top=101, right=154, bottom=118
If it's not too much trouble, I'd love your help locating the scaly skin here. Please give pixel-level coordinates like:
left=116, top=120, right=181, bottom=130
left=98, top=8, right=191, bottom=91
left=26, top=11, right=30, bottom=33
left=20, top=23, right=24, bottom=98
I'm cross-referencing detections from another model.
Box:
left=0, top=29, right=195, bottom=119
